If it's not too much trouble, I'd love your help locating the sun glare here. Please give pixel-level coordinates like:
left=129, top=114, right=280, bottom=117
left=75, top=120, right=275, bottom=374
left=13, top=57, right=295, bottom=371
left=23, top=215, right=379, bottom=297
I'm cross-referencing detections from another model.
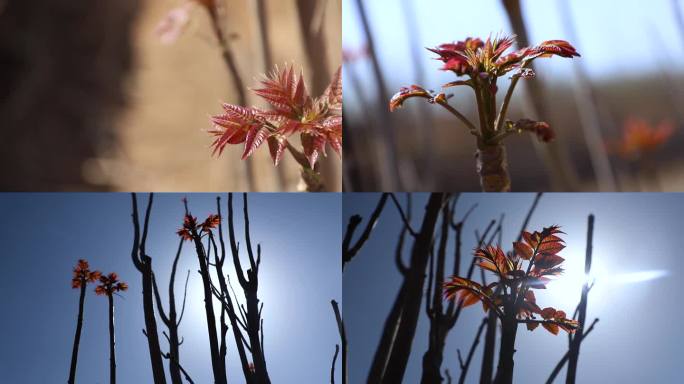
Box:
left=544, top=251, right=668, bottom=311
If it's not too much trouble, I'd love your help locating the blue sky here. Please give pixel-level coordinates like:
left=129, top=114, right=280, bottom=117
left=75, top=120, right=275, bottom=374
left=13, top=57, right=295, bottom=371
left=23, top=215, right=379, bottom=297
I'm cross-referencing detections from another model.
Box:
left=344, top=192, right=684, bottom=383
left=0, top=193, right=341, bottom=383
left=343, top=0, right=684, bottom=109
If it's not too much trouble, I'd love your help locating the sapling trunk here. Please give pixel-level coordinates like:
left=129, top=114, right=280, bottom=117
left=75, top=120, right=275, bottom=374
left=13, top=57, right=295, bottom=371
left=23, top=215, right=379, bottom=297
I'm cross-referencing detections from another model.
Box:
left=131, top=194, right=167, bottom=384
left=494, top=313, right=518, bottom=384
left=375, top=194, right=445, bottom=383
left=189, top=226, right=227, bottom=384
left=420, top=322, right=447, bottom=384
left=96, top=272, right=128, bottom=383
left=141, top=260, right=167, bottom=384
left=68, top=283, right=87, bottom=384
left=476, top=141, right=511, bottom=192
left=108, top=294, right=116, bottom=384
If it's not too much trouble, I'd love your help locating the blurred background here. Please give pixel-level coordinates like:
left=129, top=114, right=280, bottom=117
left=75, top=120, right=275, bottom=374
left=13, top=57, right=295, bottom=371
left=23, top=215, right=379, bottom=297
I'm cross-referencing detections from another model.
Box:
left=343, top=0, right=684, bottom=191
left=0, top=0, right=341, bottom=191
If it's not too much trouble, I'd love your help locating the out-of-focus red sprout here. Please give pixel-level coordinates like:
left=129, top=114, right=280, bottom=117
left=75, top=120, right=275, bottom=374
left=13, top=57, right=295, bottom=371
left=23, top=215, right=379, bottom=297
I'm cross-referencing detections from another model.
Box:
left=609, top=117, right=674, bottom=160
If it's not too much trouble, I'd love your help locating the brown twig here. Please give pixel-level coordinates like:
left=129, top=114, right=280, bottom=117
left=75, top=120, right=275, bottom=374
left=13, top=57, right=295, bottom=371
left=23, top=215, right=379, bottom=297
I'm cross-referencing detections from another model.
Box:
left=331, top=300, right=347, bottom=384
left=151, top=236, right=188, bottom=384
left=342, top=193, right=389, bottom=268
left=458, top=317, right=488, bottom=384
left=205, top=3, right=256, bottom=191
left=565, top=214, right=594, bottom=383
left=545, top=318, right=599, bottom=384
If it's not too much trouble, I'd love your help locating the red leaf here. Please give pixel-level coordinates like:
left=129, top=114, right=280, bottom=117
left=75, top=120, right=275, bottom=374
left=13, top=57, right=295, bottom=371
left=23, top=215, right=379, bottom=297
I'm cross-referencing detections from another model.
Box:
left=254, top=64, right=310, bottom=118
left=267, top=136, right=287, bottom=166
left=209, top=105, right=262, bottom=156
left=538, top=239, right=565, bottom=255
left=389, top=85, right=431, bottom=112
left=176, top=228, right=192, bottom=241
left=522, top=231, right=537, bottom=248
left=534, top=254, right=565, bottom=270
left=457, top=290, right=481, bottom=308
left=542, top=322, right=559, bottom=335
left=201, top=214, right=221, bottom=232
left=241, top=125, right=269, bottom=160
left=478, top=260, right=498, bottom=273
left=293, top=68, right=309, bottom=107
left=513, top=241, right=533, bottom=260
left=301, top=132, right=326, bottom=168
left=322, top=66, right=342, bottom=111
left=540, top=307, right=557, bottom=319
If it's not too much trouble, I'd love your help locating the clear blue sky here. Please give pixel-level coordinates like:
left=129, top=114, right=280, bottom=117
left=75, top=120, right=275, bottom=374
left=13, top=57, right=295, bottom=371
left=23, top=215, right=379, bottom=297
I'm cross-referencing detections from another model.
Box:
left=343, top=0, right=684, bottom=109
left=344, top=193, right=684, bottom=383
left=0, top=193, right=341, bottom=383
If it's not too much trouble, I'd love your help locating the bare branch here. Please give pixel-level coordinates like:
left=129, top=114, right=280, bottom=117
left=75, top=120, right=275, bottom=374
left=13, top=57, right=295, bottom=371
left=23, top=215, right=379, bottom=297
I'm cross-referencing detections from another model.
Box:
left=140, top=193, right=154, bottom=259
left=331, top=300, right=347, bottom=384
left=162, top=351, right=196, bottom=384
left=546, top=318, right=599, bottom=384
left=330, top=344, right=340, bottom=384
left=227, top=193, right=248, bottom=288
left=343, top=193, right=389, bottom=267
left=517, top=192, right=542, bottom=241
left=457, top=317, right=488, bottom=384
left=388, top=193, right=418, bottom=236
left=566, top=214, right=594, bottom=383
left=177, top=271, right=190, bottom=326
left=151, top=274, right=170, bottom=326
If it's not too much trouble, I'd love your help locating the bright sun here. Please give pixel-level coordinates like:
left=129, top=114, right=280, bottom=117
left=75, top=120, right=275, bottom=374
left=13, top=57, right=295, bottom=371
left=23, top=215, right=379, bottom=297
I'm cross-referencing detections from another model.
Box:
left=543, top=251, right=668, bottom=312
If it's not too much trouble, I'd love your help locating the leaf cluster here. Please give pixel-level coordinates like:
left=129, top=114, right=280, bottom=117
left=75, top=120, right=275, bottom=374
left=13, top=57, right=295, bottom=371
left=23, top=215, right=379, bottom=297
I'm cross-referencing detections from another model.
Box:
left=210, top=65, right=342, bottom=169
left=443, top=226, right=578, bottom=335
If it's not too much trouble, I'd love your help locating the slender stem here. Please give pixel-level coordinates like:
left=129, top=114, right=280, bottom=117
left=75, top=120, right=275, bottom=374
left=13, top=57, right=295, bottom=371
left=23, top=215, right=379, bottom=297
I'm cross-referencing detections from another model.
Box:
left=566, top=214, right=594, bottom=383
left=434, top=99, right=479, bottom=136
left=285, top=141, right=310, bottom=169
left=109, top=294, right=116, bottom=384
left=68, top=283, right=87, bottom=384
left=331, top=344, right=340, bottom=384
left=388, top=193, right=418, bottom=236
left=516, top=318, right=577, bottom=327
left=473, top=79, right=487, bottom=134
left=487, top=126, right=517, bottom=143
left=545, top=318, right=599, bottom=384
left=458, top=317, right=488, bottom=384
left=331, top=300, right=347, bottom=384
left=343, top=193, right=388, bottom=268
left=495, top=69, right=525, bottom=133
